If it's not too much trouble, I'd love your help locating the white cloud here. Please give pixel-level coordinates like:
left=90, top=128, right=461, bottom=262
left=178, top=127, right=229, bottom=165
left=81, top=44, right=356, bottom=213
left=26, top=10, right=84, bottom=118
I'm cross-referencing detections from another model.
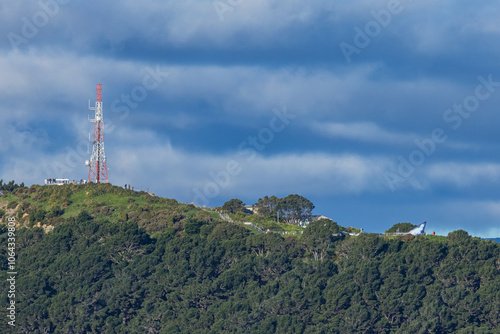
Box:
left=0, top=0, right=335, bottom=49
left=426, top=162, right=500, bottom=187
left=0, top=49, right=489, bottom=134
left=105, top=130, right=394, bottom=204
left=0, top=124, right=49, bottom=154
left=7, top=124, right=391, bottom=201
left=311, top=121, right=414, bottom=145
left=234, top=153, right=392, bottom=196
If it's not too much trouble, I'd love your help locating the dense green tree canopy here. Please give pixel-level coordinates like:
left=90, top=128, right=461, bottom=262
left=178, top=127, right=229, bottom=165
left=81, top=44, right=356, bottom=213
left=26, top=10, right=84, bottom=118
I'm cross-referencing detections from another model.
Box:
left=253, top=194, right=314, bottom=225
left=253, top=195, right=280, bottom=217
left=277, top=194, right=315, bottom=225
left=0, top=179, right=24, bottom=192
left=302, top=219, right=343, bottom=261
left=222, top=198, right=246, bottom=214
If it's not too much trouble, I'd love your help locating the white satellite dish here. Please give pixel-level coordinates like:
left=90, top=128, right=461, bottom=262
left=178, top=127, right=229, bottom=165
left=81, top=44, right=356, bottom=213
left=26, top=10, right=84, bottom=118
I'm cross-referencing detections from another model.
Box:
left=85, top=160, right=90, bottom=166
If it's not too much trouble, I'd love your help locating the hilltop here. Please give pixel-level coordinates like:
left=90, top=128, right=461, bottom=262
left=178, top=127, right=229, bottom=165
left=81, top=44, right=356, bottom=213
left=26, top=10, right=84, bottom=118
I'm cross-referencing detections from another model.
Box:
left=0, top=182, right=224, bottom=236
left=0, top=183, right=337, bottom=237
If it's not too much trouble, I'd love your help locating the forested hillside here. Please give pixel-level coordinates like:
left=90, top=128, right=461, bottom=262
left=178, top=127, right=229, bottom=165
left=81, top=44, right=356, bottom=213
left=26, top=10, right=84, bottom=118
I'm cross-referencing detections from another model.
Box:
left=1, top=184, right=499, bottom=333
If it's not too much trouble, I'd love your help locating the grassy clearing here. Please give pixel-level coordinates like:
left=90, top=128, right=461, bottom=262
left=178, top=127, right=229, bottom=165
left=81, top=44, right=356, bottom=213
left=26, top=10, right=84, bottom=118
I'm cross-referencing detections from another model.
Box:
left=421, top=234, right=447, bottom=242
left=277, top=223, right=304, bottom=233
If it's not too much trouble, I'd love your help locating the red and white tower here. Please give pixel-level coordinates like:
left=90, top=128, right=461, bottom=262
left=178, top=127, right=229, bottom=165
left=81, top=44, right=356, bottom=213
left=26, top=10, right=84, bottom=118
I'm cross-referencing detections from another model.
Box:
left=86, top=84, right=108, bottom=183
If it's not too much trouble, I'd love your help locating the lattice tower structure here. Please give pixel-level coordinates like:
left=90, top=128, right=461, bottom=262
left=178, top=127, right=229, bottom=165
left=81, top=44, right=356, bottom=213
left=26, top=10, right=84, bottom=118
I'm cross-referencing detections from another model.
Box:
left=87, top=84, right=108, bottom=183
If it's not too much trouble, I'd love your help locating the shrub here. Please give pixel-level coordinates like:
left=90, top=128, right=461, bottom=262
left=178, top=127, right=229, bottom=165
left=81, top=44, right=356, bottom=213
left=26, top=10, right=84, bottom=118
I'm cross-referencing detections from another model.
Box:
left=397, top=234, right=415, bottom=242
left=7, top=201, right=18, bottom=209
left=385, top=222, right=416, bottom=234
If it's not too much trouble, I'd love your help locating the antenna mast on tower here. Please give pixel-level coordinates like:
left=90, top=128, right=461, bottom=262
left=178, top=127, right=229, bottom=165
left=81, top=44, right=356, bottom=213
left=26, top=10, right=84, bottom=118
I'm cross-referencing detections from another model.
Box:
left=86, top=84, right=108, bottom=183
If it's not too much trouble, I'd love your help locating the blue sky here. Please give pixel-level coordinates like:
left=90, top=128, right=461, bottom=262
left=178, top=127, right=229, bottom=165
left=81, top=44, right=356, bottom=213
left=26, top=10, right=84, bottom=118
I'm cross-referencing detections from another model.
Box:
left=1, top=0, right=500, bottom=237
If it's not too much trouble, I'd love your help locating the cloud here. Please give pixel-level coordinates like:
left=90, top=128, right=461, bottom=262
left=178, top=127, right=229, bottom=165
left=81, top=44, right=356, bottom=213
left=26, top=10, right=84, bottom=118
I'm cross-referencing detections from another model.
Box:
left=108, top=131, right=394, bottom=204
left=426, top=162, right=500, bottom=188
left=24, top=123, right=393, bottom=203
left=0, top=124, right=49, bottom=154
left=233, top=153, right=392, bottom=196
left=311, top=121, right=414, bottom=145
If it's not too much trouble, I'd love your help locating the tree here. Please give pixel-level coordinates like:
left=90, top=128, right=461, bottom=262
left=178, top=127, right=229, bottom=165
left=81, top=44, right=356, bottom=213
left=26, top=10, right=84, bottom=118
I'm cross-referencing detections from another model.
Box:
left=253, top=195, right=280, bottom=217
left=76, top=211, right=93, bottom=224
left=0, top=179, right=21, bottom=192
left=252, top=194, right=314, bottom=224
left=184, top=217, right=203, bottom=235
left=447, top=229, right=471, bottom=243
left=302, top=218, right=342, bottom=261
left=385, top=222, right=416, bottom=234
left=222, top=198, right=246, bottom=214
left=50, top=205, right=65, bottom=217
left=29, top=207, right=46, bottom=225
left=277, top=194, right=314, bottom=225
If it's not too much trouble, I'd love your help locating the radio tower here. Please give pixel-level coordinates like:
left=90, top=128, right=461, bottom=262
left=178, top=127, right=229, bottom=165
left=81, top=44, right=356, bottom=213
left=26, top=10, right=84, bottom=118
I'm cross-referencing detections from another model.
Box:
left=86, top=84, right=108, bottom=183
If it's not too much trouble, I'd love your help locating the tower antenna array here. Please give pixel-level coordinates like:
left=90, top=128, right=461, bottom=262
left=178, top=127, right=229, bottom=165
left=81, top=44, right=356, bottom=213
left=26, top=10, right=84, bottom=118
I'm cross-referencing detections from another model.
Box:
left=86, top=84, right=108, bottom=183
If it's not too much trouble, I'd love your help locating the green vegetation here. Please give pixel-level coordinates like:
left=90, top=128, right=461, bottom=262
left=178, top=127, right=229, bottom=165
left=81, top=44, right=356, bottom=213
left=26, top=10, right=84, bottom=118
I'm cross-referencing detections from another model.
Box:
left=385, top=222, right=417, bottom=234
left=0, top=183, right=218, bottom=236
left=222, top=198, right=246, bottom=214
left=0, top=179, right=25, bottom=193
left=253, top=194, right=315, bottom=225
left=0, top=183, right=499, bottom=333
